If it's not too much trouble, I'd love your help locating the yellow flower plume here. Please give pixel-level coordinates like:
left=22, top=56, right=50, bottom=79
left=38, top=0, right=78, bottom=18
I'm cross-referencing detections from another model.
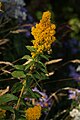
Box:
left=31, top=11, right=56, bottom=57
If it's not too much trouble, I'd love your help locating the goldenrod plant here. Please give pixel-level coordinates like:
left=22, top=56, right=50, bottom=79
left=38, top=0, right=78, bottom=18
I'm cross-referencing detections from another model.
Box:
left=0, top=11, right=56, bottom=120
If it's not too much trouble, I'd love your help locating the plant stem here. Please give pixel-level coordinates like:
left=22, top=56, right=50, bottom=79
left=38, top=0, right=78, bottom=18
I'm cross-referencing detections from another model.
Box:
left=15, top=80, right=26, bottom=110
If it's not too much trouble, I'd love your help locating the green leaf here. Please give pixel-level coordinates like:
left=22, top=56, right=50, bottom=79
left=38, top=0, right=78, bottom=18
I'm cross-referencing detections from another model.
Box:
left=11, top=71, right=26, bottom=78
left=0, top=94, right=18, bottom=105
left=33, top=71, right=41, bottom=80
left=22, top=55, right=32, bottom=60
left=25, top=78, right=32, bottom=88
left=40, top=67, right=47, bottom=73
left=17, top=118, right=26, bottom=120
left=11, top=82, right=22, bottom=93
left=34, top=71, right=48, bottom=80
left=28, top=88, right=37, bottom=98
left=31, top=75, right=42, bottom=89
left=41, top=72, right=48, bottom=80
left=38, top=61, right=46, bottom=68
left=0, top=105, right=14, bottom=113
left=34, top=93, right=41, bottom=98
left=25, top=61, right=34, bottom=70
left=26, top=46, right=36, bottom=52
left=14, top=65, right=24, bottom=70
left=40, top=54, right=49, bottom=61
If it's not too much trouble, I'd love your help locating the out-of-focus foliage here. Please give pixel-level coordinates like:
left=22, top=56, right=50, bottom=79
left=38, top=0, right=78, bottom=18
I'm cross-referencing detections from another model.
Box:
left=69, top=18, right=80, bottom=39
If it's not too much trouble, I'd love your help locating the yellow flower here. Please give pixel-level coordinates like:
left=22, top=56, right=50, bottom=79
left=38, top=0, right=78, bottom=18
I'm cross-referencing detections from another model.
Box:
left=0, top=108, right=6, bottom=119
left=25, top=105, right=41, bottom=120
left=31, top=11, right=56, bottom=57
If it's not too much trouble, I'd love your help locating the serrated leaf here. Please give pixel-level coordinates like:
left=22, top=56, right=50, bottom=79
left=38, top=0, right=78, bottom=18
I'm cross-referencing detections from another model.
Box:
left=11, top=82, right=22, bottom=93
left=26, top=46, right=36, bottom=52
left=14, top=65, right=24, bottom=70
left=11, top=71, right=26, bottom=78
left=0, top=94, right=18, bottom=105
left=0, top=105, right=14, bottom=113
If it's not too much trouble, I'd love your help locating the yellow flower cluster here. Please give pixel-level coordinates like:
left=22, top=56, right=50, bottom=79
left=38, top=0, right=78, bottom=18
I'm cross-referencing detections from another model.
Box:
left=0, top=108, right=6, bottom=119
left=31, top=11, right=56, bottom=57
left=25, top=105, right=41, bottom=120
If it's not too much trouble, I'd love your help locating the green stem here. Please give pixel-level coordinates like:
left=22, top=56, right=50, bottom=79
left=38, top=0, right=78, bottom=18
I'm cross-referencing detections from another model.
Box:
left=15, top=80, right=26, bottom=110
left=15, top=63, right=36, bottom=110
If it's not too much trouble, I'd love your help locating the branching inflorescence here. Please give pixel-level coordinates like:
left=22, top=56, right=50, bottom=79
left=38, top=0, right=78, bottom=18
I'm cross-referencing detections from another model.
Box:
left=31, top=11, right=56, bottom=58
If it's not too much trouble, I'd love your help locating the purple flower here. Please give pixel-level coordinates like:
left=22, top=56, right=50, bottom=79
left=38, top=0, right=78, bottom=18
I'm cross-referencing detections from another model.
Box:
left=32, top=87, right=48, bottom=100
left=68, top=90, right=77, bottom=100
left=32, top=87, right=52, bottom=109
left=69, top=65, right=80, bottom=82
left=24, top=87, right=52, bottom=110
left=68, top=89, right=80, bottom=100
left=1, top=0, right=27, bottom=20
